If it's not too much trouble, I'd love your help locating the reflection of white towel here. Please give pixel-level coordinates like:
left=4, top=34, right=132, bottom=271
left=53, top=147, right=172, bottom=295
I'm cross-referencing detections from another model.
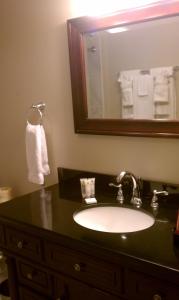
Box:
left=151, top=67, right=173, bottom=103
left=122, top=106, right=133, bottom=119
left=26, top=122, right=50, bottom=185
left=169, top=76, right=177, bottom=119
left=122, top=89, right=133, bottom=106
left=155, top=103, right=170, bottom=116
left=153, top=75, right=169, bottom=103
left=40, top=189, right=52, bottom=230
left=151, top=67, right=176, bottom=119
left=118, top=75, right=133, bottom=106
left=138, top=75, right=150, bottom=96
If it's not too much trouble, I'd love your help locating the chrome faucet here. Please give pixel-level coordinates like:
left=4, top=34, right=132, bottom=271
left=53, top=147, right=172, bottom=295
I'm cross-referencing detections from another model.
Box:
left=117, top=171, right=142, bottom=207
left=151, top=189, right=168, bottom=208
left=109, top=182, right=124, bottom=204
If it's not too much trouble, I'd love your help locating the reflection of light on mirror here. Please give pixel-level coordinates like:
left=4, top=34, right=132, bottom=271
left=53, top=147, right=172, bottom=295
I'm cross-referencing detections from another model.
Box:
left=121, top=234, right=127, bottom=240
left=70, top=0, right=160, bottom=17
left=106, top=27, right=129, bottom=34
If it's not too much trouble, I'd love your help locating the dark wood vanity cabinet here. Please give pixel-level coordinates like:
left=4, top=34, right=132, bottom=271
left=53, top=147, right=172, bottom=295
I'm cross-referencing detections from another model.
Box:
left=1, top=223, right=179, bottom=300
left=2, top=225, right=125, bottom=300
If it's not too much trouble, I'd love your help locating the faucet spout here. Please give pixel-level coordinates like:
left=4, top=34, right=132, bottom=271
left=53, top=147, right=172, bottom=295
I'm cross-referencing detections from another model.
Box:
left=116, top=171, right=141, bottom=207
left=116, top=171, right=128, bottom=183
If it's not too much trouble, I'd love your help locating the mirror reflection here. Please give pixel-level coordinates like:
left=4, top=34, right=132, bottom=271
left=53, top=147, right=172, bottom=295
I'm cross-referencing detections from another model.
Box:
left=83, top=16, right=179, bottom=120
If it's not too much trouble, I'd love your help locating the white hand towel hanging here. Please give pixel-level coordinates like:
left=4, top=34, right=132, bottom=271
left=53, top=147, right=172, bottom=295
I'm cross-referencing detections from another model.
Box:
left=118, top=74, right=133, bottom=106
left=26, top=122, right=50, bottom=185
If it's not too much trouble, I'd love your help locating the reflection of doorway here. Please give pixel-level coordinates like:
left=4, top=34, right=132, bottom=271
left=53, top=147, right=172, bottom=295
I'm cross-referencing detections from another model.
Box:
left=84, top=33, right=104, bottom=118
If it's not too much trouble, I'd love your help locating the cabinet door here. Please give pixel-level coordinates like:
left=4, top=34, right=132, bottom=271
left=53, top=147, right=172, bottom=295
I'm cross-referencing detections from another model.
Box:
left=93, top=289, right=122, bottom=300
left=19, top=286, right=51, bottom=300
left=55, top=274, right=121, bottom=300
left=16, top=258, right=52, bottom=296
left=128, top=270, right=179, bottom=300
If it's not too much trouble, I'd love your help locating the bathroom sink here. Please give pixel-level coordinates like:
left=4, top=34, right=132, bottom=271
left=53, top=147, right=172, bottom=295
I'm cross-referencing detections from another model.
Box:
left=73, top=204, right=155, bottom=233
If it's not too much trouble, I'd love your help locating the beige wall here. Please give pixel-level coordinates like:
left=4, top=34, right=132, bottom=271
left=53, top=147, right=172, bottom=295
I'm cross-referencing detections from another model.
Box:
left=1, top=0, right=179, bottom=198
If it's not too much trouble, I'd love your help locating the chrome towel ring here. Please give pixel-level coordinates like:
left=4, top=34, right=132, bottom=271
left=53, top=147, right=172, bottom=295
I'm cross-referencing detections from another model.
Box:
left=27, top=102, right=46, bottom=125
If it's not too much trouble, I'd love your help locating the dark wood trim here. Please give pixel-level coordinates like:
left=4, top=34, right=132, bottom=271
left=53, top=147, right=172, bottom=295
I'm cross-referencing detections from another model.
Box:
left=67, top=1, right=179, bottom=138
left=6, top=256, right=19, bottom=300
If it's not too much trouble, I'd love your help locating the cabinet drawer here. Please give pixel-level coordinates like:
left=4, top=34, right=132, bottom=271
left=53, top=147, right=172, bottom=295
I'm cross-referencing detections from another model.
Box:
left=17, top=259, right=52, bottom=295
left=19, top=286, right=50, bottom=300
left=6, top=228, right=42, bottom=260
left=45, top=242, right=124, bottom=295
left=128, top=270, right=179, bottom=300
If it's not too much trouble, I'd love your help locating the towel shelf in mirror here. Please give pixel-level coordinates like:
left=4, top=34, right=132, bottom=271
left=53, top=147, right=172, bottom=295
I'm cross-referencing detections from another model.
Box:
left=67, top=1, right=179, bottom=137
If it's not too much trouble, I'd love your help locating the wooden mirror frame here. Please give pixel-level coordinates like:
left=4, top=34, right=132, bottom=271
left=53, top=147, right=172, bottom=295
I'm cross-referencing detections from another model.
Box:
left=67, top=1, right=179, bottom=138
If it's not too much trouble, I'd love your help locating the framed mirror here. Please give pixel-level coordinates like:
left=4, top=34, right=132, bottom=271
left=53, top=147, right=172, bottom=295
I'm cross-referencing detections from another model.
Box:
left=67, top=1, right=179, bottom=137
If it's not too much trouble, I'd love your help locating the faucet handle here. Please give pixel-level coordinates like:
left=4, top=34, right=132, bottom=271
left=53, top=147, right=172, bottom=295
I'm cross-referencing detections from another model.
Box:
left=109, top=183, right=121, bottom=188
left=109, top=183, right=124, bottom=204
left=151, top=189, right=168, bottom=208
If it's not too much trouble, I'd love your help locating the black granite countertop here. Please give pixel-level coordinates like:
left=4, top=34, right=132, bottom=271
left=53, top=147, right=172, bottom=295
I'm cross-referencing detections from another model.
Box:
left=0, top=181, right=179, bottom=275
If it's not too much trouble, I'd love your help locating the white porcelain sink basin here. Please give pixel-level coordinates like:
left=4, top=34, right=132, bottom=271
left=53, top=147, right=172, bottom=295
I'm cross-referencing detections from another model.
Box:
left=73, top=205, right=155, bottom=233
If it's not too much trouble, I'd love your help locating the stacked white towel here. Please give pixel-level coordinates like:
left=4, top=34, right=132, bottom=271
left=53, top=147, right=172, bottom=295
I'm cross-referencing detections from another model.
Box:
left=26, top=122, right=50, bottom=185
left=151, top=67, right=173, bottom=103
left=151, top=67, right=176, bottom=118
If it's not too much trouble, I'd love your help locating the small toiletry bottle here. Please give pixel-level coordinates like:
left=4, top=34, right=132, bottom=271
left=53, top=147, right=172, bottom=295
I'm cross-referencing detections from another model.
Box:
left=89, top=178, right=95, bottom=197
left=85, top=180, right=91, bottom=198
left=80, top=178, right=88, bottom=199
left=80, top=178, right=97, bottom=204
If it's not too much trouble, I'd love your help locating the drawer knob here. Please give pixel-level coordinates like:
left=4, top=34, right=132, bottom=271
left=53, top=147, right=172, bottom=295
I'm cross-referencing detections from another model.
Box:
left=17, top=241, right=23, bottom=249
left=153, top=294, right=162, bottom=300
left=27, top=273, right=33, bottom=280
left=74, top=263, right=81, bottom=272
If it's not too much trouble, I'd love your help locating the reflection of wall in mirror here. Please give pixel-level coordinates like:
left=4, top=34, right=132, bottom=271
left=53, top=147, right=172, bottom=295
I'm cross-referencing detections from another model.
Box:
left=84, top=16, right=179, bottom=120
left=84, top=33, right=105, bottom=119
